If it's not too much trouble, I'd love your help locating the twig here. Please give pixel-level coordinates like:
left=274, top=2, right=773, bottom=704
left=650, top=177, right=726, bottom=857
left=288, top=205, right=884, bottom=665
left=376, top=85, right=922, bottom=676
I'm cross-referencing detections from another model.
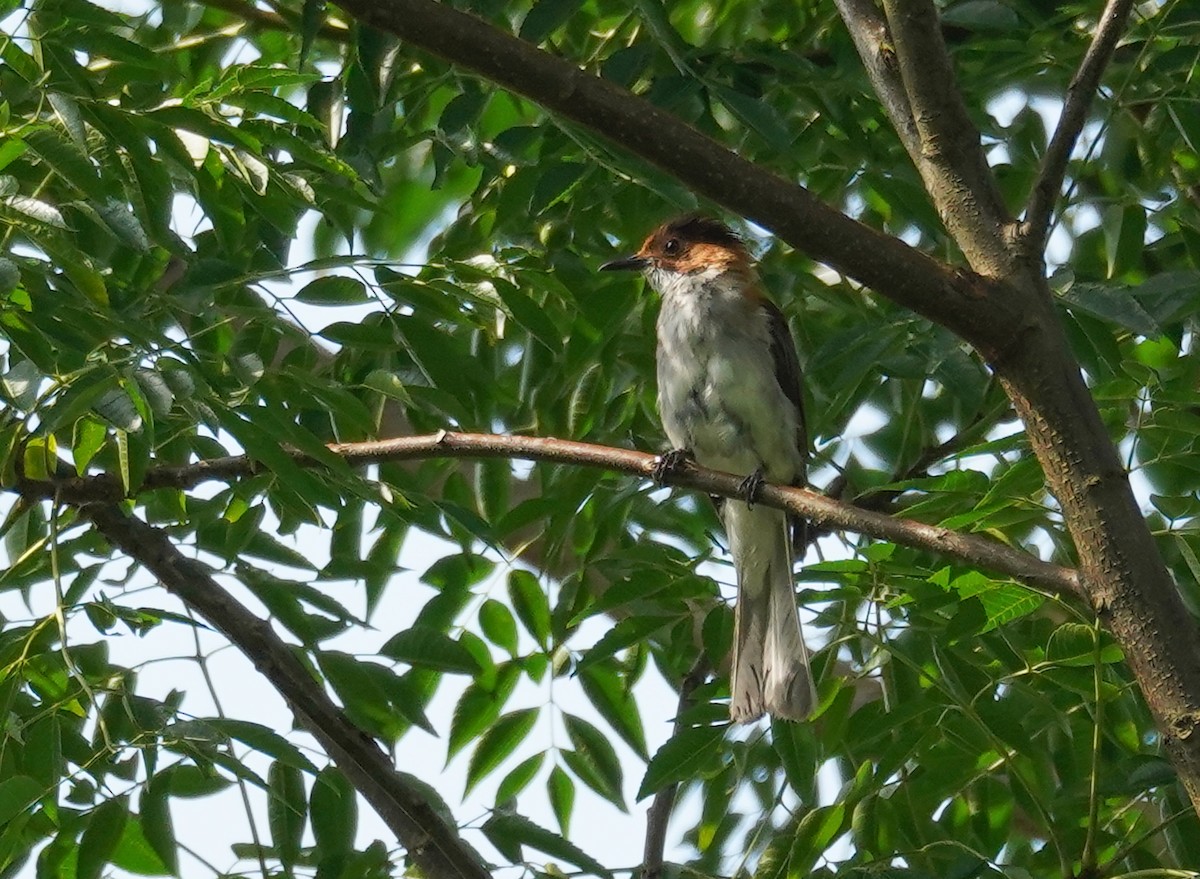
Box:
left=641, top=658, right=709, bottom=879
left=78, top=500, right=491, bottom=879
left=880, top=0, right=1012, bottom=276
left=16, top=431, right=1082, bottom=599
left=1022, top=0, right=1137, bottom=253
left=852, top=394, right=1013, bottom=514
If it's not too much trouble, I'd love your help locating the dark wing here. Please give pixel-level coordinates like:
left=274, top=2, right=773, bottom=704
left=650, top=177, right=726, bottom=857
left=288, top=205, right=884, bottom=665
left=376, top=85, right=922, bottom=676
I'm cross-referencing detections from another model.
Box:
left=761, top=298, right=808, bottom=480
left=762, top=298, right=812, bottom=553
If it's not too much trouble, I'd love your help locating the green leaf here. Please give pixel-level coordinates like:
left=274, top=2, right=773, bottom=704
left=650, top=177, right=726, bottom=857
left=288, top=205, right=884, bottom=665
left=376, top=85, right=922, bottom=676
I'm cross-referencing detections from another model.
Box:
left=519, top=0, right=584, bottom=42
left=138, top=780, right=177, bottom=876
left=319, top=651, right=436, bottom=737
left=529, top=162, right=587, bottom=214
left=479, top=599, right=519, bottom=655
left=637, top=724, right=725, bottom=800
left=788, top=802, right=849, bottom=874
left=563, top=714, right=625, bottom=810
left=1059, top=281, right=1160, bottom=337
left=2, top=359, right=41, bottom=410
left=940, top=0, right=1020, bottom=31
left=380, top=626, right=482, bottom=675
left=77, top=796, right=129, bottom=879
left=495, top=752, right=545, bottom=804
left=1, top=194, right=68, bottom=228
left=1102, top=202, right=1147, bottom=279
left=0, top=138, right=28, bottom=174
left=547, top=765, right=575, bottom=834
left=110, top=812, right=172, bottom=876
left=24, top=125, right=104, bottom=199
left=267, top=761, right=307, bottom=870
left=1046, top=623, right=1123, bottom=667
left=580, top=664, right=648, bottom=759
left=508, top=570, right=551, bottom=649
left=494, top=279, right=562, bottom=352
left=942, top=572, right=1045, bottom=632
left=481, top=812, right=611, bottom=877
left=466, top=708, right=539, bottom=794
left=578, top=616, right=670, bottom=670
left=0, top=776, right=42, bottom=826
left=449, top=664, right=521, bottom=758
left=711, top=85, right=793, bottom=151
left=311, top=766, right=357, bottom=861
left=203, top=718, right=319, bottom=773
left=295, top=275, right=370, bottom=305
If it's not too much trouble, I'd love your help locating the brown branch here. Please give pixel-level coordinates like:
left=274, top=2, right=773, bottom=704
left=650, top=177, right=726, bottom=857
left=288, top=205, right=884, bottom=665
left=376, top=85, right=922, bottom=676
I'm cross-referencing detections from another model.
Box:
left=328, top=0, right=1022, bottom=361
left=641, top=658, right=709, bottom=879
left=1021, top=0, right=1137, bottom=253
left=18, top=431, right=1081, bottom=599
left=880, top=0, right=1013, bottom=277
left=77, top=500, right=491, bottom=879
left=832, top=0, right=920, bottom=160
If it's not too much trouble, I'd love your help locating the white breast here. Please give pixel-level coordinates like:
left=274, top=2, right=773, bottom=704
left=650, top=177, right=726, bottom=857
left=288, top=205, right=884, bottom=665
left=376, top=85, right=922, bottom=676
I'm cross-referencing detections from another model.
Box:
left=652, top=270, right=803, bottom=483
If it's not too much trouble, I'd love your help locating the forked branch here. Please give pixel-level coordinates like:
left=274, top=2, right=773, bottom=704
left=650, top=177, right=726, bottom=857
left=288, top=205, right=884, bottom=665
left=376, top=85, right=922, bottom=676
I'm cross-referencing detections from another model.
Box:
left=1023, top=0, right=1137, bottom=252
left=880, top=0, right=1012, bottom=275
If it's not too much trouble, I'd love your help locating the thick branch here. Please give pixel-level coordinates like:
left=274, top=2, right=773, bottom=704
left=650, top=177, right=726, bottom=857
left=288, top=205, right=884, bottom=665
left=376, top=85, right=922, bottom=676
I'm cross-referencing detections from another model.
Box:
left=18, top=431, right=1081, bottom=599
left=1022, top=0, right=1136, bottom=252
left=78, top=501, right=491, bottom=879
left=832, top=0, right=920, bottom=160
left=880, top=0, right=1013, bottom=276
left=329, top=0, right=1021, bottom=359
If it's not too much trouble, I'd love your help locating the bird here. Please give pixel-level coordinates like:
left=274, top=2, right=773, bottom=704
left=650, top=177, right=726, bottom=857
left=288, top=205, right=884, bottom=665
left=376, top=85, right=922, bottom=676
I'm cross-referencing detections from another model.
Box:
left=600, top=214, right=815, bottom=723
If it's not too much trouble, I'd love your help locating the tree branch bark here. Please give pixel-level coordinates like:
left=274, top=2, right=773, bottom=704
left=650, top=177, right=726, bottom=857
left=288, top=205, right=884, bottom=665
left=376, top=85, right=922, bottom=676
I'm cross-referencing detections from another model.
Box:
left=76, top=499, right=492, bottom=879
left=880, top=0, right=1013, bottom=276
left=17, top=431, right=1081, bottom=599
left=1022, top=0, right=1137, bottom=253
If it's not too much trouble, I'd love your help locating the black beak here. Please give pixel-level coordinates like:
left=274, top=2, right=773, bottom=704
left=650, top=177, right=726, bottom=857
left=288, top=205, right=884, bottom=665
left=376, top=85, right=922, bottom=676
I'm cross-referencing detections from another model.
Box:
left=599, top=255, right=650, bottom=272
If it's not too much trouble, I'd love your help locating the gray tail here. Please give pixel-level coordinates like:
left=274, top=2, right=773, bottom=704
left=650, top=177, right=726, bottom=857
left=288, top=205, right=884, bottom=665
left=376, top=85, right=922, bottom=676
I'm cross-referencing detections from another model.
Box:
left=724, top=503, right=814, bottom=723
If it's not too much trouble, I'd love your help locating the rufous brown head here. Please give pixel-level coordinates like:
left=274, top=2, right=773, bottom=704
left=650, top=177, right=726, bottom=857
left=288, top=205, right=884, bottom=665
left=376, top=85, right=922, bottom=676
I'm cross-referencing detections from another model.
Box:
left=600, top=215, right=752, bottom=276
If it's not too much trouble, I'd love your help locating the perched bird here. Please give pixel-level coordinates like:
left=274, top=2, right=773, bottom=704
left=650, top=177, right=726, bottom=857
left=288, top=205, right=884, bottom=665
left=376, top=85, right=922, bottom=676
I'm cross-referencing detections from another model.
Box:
left=601, top=215, right=814, bottom=722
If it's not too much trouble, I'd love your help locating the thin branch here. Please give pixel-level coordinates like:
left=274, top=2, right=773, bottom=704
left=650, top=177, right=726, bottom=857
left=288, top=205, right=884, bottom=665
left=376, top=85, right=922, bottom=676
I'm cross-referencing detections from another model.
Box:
left=849, top=394, right=1013, bottom=516
left=1022, top=0, right=1137, bottom=253
left=641, top=658, right=709, bottom=879
left=880, top=0, right=1013, bottom=276
left=17, top=431, right=1082, bottom=599
left=77, top=500, right=491, bottom=879
left=832, top=0, right=920, bottom=160
left=329, top=0, right=1023, bottom=361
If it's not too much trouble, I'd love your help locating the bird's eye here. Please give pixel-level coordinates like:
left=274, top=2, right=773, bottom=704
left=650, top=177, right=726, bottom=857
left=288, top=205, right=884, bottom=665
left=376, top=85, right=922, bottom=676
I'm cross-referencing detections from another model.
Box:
left=664, top=238, right=680, bottom=255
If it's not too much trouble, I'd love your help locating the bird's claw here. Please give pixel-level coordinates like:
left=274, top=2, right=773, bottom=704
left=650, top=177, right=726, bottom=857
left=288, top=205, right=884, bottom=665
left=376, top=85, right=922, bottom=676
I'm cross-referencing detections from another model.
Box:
left=739, top=467, right=766, bottom=509
left=652, top=448, right=694, bottom=483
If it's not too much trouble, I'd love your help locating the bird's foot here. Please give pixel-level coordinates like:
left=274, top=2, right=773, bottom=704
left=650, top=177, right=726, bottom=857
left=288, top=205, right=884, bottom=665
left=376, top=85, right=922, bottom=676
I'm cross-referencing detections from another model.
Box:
left=652, top=447, right=694, bottom=483
left=739, top=467, right=766, bottom=509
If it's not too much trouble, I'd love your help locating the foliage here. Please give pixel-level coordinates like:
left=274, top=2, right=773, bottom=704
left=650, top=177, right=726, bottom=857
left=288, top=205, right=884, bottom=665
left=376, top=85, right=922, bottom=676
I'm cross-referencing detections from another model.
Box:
left=2, top=0, right=1200, bottom=877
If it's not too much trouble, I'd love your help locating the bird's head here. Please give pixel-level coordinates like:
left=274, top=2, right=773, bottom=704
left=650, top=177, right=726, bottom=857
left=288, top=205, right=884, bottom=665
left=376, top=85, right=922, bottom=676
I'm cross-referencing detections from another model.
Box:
left=600, top=215, right=753, bottom=294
